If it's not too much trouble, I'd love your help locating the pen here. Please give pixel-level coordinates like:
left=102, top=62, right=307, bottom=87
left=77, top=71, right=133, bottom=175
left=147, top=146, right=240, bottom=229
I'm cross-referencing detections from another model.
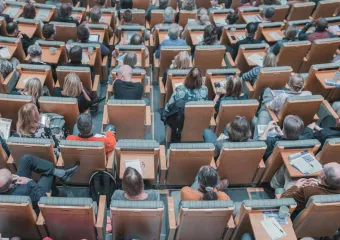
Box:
left=272, top=221, right=285, bottom=234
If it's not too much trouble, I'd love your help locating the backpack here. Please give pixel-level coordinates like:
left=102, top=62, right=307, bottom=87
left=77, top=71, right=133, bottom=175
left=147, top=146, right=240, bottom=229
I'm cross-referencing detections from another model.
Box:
left=161, top=99, right=188, bottom=142
left=89, top=170, right=117, bottom=208
left=40, top=113, right=67, bottom=147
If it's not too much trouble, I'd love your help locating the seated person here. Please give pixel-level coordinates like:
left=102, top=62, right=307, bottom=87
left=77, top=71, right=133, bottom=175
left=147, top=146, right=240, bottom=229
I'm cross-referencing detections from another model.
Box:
left=0, top=2, right=13, bottom=24
left=112, top=167, right=160, bottom=200
left=281, top=162, right=340, bottom=212
left=203, top=116, right=252, bottom=158
left=217, top=12, right=239, bottom=39
left=242, top=52, right=276, bottom=86
left=153, top=6, right=174, bottom=30
left=164, top=67, right=208, bottom=111
left=114, top=9, right=140, bottom=37
left=0, top=155, right=79, bottom=211
left=236, top=0, right=252, bottom=13
left=130, top=33, right=150, bottom=59
left=181, top=8, right=211, bottom=39
left=155, top=24, right=188, bottom=59
left=90, top=7, right=113, bottom=38
left=181, top=166, right=230, bottom=200
left=213, top=76, right=248, bottom=115
left=0, top=58, right=14, bottom=79
left=55, top=3, right=80, bottom=26
left=67, top=113, right=117, bottom=153
left=52, top=72, right=92, bottom=113
left=259, top=115, right=313, bottom=161
left=175, top=0, right=196, bottom=22
left=197, top=24, right=220, bottom=46
left=306, top=117, right=340, bottom=147
left=271, top=25, right=298, bottom=55
left=162, top=50, right=191, bottom=86
left=298, top=18, right=336, bottom=42
left=42, top=23, right=56, bottom=41
left=123, top=52, right=138, bottom=68
left=94, top=0, right=107, bottom=8
left=261, top=7, right=275, bottom=22
left=146, top=0, right=169, bottom=22
left=6, top=22, right=34, bottom=54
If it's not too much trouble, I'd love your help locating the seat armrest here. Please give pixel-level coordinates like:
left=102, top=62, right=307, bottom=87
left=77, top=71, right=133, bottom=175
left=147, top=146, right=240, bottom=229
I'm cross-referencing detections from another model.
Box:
left=101, top=56, right=108, bottom=82
left=95, top=195, right=107, bottom=240
left=210, top=116, right=216, bottom=131
left=154, top=53, right=160, bottom=68
left=159, top=145, right=167, bottom=185
left=167, top=196, right=177, bottom=240
left=210, top=157, right=217, bottom=169
left=244, top=81, right=254, bottom=99
left=265, top=104, right=279, bottom=122
left=56, top=154, right=64, bottom=168
left=92, top=74, right=100, bottom=98
left=2, top=71, right=15, bottom=93
left=102, top=105, right=109, bottom=132
left=225, top=52, right=236, bottom=68
left=37, top=213, right=48, bottom=238
left=106, top=150, right=114, bottom=174
left=223, top=216, right=236, bottom=240
left=107, top=84, right=113, bottom=100
left=144, top=83, right=151, bottom=99
left=253, top=159, right=265, bottom=183
left=159, top=77, right=166, bottom=109
left=145, top=105, right=151, bottom=132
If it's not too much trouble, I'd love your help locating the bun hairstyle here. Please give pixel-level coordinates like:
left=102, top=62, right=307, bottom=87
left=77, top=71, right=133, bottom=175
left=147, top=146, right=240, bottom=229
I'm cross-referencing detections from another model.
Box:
left=198, top=166, right=219, bottom=200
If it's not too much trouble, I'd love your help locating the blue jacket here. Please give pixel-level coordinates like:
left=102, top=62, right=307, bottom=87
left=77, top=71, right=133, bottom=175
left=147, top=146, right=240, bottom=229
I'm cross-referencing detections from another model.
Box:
left=155, top=38, right=188, bottom=59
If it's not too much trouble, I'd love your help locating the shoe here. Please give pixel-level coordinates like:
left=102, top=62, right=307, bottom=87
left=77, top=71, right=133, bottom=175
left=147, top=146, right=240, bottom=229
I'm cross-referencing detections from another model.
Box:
left=216, top=179, right=229, bottom=191
left=60, top=162, right=80, bottom=183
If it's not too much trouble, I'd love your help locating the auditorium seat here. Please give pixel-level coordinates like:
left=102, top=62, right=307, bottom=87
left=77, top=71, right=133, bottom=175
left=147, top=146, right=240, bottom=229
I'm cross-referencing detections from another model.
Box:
left=49, top=21, right=77, bottom=42
left=132, top=0, right=149, bottom=10
left=100, top=8, right=115, bottom=28
left=235, top=43, right=269, bottom=73
left=15, top=17, right=42, bottom=39
left=116, top=25, right=146, bottom=44
left=0, top=17, right=8, bottom=36
left=71, top=7, right=86, bottom=23
left=286, top=2, right=316, bottom=21
left=255, top=22, right=285, bottom=44
left=38, top=196, right=106, bottom=240
left=220, top=23, right=247, bottom=46
left=185, top=25, right=206, bottom=46
left=260, top=5, right=289, bottom=22
left=217, top=141, right=267, bottom=185
left=150, top=9, right=170, bottom=28
left=0, top=68, right=19, bottom=94
left=193, top=45, right=226, bottom=74
left=114, top=44, right=149, bottom=68
left=34, top=3, right=57, bottom=22
left=119, top=9, right=146, bottom=26
left=311, top=0, right=340, bottom=19
left=209, top=9, right=234, bottom=26
left=17, top=64, right=55, bottom=92
left=317, top=99, right=339, bottom=127
left=238, top=7, right=261, bottom=24
left=0, top=36, right=25, bottom=62
left=163, top=69, right=190, bottom=106
left=178, top=10, right=197, bottom=28
left=87, top=23, right=111, bottom=46
left=317, top=138, right=340, bottom=164
left=3, top=2, right=24, bottom=19
left=35, top=40, right=68, bottom=65
left=159, top=142, right=215, bottom=185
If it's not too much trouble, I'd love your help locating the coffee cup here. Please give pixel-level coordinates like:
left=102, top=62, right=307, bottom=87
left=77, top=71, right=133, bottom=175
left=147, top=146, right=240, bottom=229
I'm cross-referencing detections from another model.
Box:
left=279, top=206, right=290, bottom=219
left=49, top=47, right=57, bottom=55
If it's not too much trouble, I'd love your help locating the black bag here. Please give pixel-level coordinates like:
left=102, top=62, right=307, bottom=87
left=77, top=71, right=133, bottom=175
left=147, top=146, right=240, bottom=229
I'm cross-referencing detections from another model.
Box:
left=161, top=99, right=188, bottom=142
left=89, top=171, right=117, bottom=208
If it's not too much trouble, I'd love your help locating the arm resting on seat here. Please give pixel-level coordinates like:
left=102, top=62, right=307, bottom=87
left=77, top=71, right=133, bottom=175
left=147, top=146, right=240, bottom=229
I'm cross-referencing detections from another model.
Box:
left=159, top=145, right=167, bottom=185
left=37, top=213, right=48, bottom=238
left=225, top=52, right=236, bottom=68
left=167, top=196, right=177, bottom=240
left=95, top=195, right=107, bottom=240
left=265, top=104, right=279, bottom=122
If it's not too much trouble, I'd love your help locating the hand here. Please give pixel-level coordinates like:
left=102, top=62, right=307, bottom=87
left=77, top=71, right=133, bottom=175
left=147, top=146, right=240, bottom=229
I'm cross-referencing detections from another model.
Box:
left=12, top=174, right=20, bottom=182
left=215, top=87, right=226, bottom=96
left=16, top=176, right=32, bottom=185
left=302, top=178, right=319, bottom=187
left=294, top=178, right=308, bottom=188
left=266, top=121, right=278, bottom=131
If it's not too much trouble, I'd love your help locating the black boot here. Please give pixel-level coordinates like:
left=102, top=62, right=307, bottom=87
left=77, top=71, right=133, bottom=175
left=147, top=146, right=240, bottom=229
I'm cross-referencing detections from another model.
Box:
left=54, top=162, right=80, bottom=183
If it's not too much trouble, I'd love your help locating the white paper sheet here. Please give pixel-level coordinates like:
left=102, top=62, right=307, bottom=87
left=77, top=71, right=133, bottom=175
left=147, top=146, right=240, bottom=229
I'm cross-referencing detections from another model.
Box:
left=329, top=25, right=340, bottom=32
left=5, top=7, right=20, bottom=18
left=214, top=18, right=227, bottom=25
left=125, top=159, right=143, bottom=177
left=0, top=118, right=12, bottom=140
left=236, top=35, right=246, bottom=40
left=82, top=52, right=90, bottom=64
left=247, top=53, right=263, bottom=67
left=0, top=47, right=11, bottom=59
left=89, top=34, right=100, bottom=42
left=196, top=35, right=203, bottom=42
left=99, top=17, right=106, bottom=23
left=260, top=218, right=287, bottom=240
left=269, top=32, right=282, bottom=40
left=244, top=15, right=261, bottom=23
left=289, top=152, right=323, bottom=175
left=35, top=9, right=50, bottom=20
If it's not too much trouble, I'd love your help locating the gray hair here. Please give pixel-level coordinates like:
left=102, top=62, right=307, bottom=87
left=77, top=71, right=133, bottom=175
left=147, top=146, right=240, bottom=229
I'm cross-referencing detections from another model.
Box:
left=27, top=44, right=42, bottom=58
left=282, top=115, right=304, bottom=140
left=0, top=58, right=13, bottom=79
left=77, top=113, right=93, bottom=136
left=168, top=23, right=180, bottom=40
left=323, top=162, right=340, bottom=189
left=163, top=7, right=174, bottom=23
left=123, top=52, right=137, bottom=68
left=90, top=6, right=102, bottom=22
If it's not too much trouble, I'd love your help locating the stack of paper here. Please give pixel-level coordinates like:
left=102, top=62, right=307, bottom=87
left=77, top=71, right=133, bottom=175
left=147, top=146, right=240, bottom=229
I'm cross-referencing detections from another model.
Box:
left=125, top=159, right=143, bottom=177
left=214, top=18, right=226, bottom=25
left=81, top=52, right=90, bottom=63
left=257, top=125, right=280, bottom=137
left=261, top=218, right=287, bottom=240
left=0, top=47, right=11, bottom=59
left=35, top=9, right=50, bottom=20
left=329, top=25, right=340, bottom=33
left=289, top=151, right=323, bottom=175
left=247, top=53, right=263, bottom=67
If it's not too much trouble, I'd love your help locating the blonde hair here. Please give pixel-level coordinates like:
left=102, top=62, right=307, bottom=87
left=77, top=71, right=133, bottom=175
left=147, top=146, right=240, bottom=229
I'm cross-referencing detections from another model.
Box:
left=263, top=52, right=277, bottom=67
left=173, top=51, right=191, bottom=69
left=62, top=73, right=82, bottom=97
left=24, top=77, right=43, bottom=102
left=16, top=103, right=40, bottom=137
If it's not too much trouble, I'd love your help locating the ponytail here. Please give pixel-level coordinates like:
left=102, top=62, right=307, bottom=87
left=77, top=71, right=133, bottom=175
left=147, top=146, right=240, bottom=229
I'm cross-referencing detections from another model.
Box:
left=202, top=186, right=218, bottom=200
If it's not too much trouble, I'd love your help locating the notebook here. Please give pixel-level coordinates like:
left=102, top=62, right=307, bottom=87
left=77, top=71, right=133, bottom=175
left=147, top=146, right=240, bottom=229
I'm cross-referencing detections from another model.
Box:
left=247, top=53, right=263, bottom=67
left=125, top=159, right=143, bottom=177
left=5, top=7, right=20, bottom=18
left=0, top=47, right=11, bottom=59
left=260, top=218, right=287, bottom=240
left=81, top=52, right=90, bottom=63
left=236, top=35, right=246, bottom=41
left=35, top=8, right=50, bottom=20
left=288, top=150, right=323, bottom=175
left=89, top=34, right=100, bottom=42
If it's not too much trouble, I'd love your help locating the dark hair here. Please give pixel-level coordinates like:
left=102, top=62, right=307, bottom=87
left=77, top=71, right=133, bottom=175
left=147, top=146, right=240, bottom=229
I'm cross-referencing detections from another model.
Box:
left=77, top=113, right=92, bottom=136
left=226, top=116, right=251, bottom=142
left=95, top=0, right=106, bottom=6
left=225, top=76, right=242, bottom=98
left=77, top=24, right=90, bottom=42
left=263, top=7, right=275, bottom=19
left=123, top=9, right=133, bottom=22
left=123, top=52, right=137, bottom=68
left=159, top=0, right=169, bottom=9
left=122, top=167, right=144, bottom=197
left=69, top=45, right=83, bottom=62
left=184, top=67, right=203, bottom=89
left=60, top=3, right=73, bottom=18
left=90, top=6, right=102, bottom=22
left=202, top=25, right=218, bottom=45
left=283, top=115, right=304, bottom=140
left=198, top=166, right=219, bottom=200
left=226, top=12, right=238, bottom=24
left=263, top=0, right=278, bottom=5
left=121, top=0, right=133, bottom=9
left=245, top=22, right=258, bottom=38
left=315, top=18, right=328, bottom=31
left=6, top=22, right=18, bottom=35
left=22, top=3, right=36, bottom=19
left=130, top=33, right=144, bottom=45
left=42, top=23, right=55, bottom=39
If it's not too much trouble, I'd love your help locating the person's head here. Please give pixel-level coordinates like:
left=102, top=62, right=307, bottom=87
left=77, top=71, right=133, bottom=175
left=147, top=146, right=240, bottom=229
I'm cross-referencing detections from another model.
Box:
left=116, top=65, right=133, bottom=81
left=287, top=74, right=304, bottom=93
left=226, top=12, right=239, bottom=25
left=24, top=77, right=43, bottom=102
left=182, top=0, right=196, bottom=10
left=122, top=167, right=144, bottom=197
left=314, top=18, right=328, bottom=32
left=95, top=0, right=106, bottom=6
left=130, top=33, right=144, bottom=45
left=42, top=23, right=56, bottom=40
left=27, top=44, right=42, bottom=61
left=202, top=24, right=218, bottom=45
left=159, top=0, right=169, bottom=9
left=77, top=24, right=90, bottom=42
left=245, top=22, right=258, bottom=38
left=241, top=0, right=250, bottom=5
left=168, top=23, right=180, bottom=40
left=123, top=52, right=138, bottom=68
left=225, top=76, right=242, bottom=98
left=0, top=58, right=13, bottom=79
left=17, top=103, right=40, bottom=136
left=60, top=3, right=73, bottom=18
left=285, top=25, right=298, bottom=40
left=0, top=169, right=13, bottom=193
left=263, top=7, right=275, bottom=20
left=77, top=113, right=93, bottom=136
left=282, top=115, right=304, bottom=140
left=263, top=52, right=277, bottom=67
left=163, top=7, right=174, bottom=23
left=172, top=51, right=191, bottom=69
left=90, top=6, right=102, bottom=23
left=197, top=166, right=219, bottom=200
left=196, top=8, right=209, bottom=25
left=122, top=9, right=133, bottom=23
left=226, top=116, right=252, bottom=142
left=6, top=22, right=19, bottom=36
left=22, top=3, right=36, bottom=19
left=62, top=72, right=82, bottom=97
left=321, top=162, right=340, bottom=189
left=210, top=0, right=219, bottom=7
left=184, top=67, right=203, bottom=89
left=69, top=45, right=83, bottom=62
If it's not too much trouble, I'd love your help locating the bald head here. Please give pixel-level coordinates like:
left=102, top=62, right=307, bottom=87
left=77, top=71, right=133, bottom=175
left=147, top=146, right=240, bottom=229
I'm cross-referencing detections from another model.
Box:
left=315, top=18, right=328, bottom=31
left=117, top=65, right=132, bottom=81
left=323, top=162, right=340, bottom=188
left=0, top=169, right=12, bottom=193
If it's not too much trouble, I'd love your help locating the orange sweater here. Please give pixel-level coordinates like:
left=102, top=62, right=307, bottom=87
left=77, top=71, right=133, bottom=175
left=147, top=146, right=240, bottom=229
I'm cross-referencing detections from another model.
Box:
left=180, top=186, right=230, bottom=201
left=66, top=132, right=117, bottom=153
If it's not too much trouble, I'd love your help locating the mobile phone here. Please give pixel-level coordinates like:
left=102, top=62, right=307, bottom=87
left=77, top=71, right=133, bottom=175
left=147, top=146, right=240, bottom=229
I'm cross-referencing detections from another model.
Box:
left=231, top=36, right=236, bottom=40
